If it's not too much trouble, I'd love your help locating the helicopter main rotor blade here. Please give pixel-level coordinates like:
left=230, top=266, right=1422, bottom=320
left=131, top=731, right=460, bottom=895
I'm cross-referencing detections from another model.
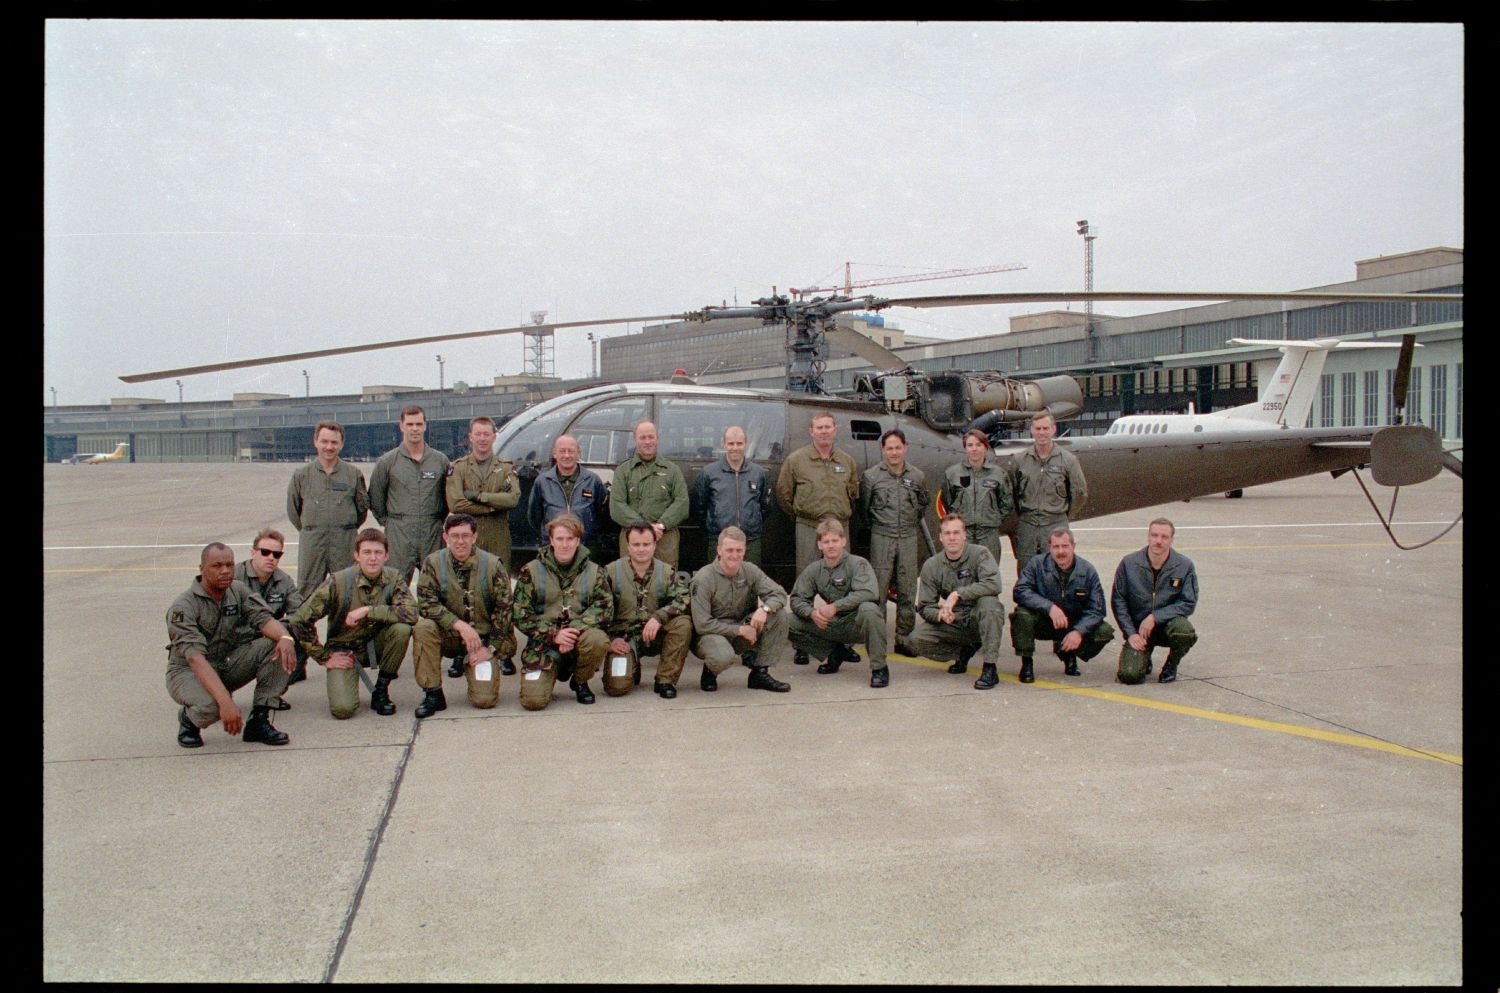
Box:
left=118, top=313, right=689, bottom=384
left=823, top=325, right=909, bottom=371
left=878, top=290, right=1463, bottom=309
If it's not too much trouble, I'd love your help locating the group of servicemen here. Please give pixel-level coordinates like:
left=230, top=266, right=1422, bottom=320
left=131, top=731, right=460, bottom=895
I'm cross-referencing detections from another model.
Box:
left=165, top=403, right=1200, bottom=750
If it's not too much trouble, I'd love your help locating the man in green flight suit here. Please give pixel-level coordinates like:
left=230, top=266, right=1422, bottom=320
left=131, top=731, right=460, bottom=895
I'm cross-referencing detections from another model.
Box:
left=610, top=420, right=689, bottom=569
left=286, top=420, right=369, bottom=600
left=1008, top=409, right=1087, bottom=572
left=234, top=527, right=305, bottom=710
left=788, top=517, right=889, bottom=688
left=369, top=405, right=450, bottom=583
left=166, top=542, right=298, bottom=749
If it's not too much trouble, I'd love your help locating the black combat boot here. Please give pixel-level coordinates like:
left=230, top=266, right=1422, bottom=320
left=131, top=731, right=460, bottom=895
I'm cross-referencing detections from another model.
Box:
left=414, top=687, right=447, bottom=718
left=271, top=695, right=291, bottom=711
left=1062, top=653, right=1080, bottom=677
left=869, top=667, right=889, bottom=688
left=500, top=658, right=516, bottom=676
left=242, top=705, right=289, bottom=746
left=571, top=678, right=596, bottom=704
left=288, top=659, right=307, bottom=685
left=654, top=681, right=677, bottom=699
left=1159, top=655, right=1180, bottom=684
left=974, top=662, right=1000, bottom=690
left=948, top=643, right=977, bottom=675
left=748, top=667, right=791, bottom=693
left=370, top=674, right=397, bottom=716
left=1018, top=657, right=1035, bottom=684
left=176, top=707, right=203, bottom=748
left=794, top=650, right=810, bottom=666
left=446, top=656, right=466, bottom=678
left=700, top=666, right=718, bottom=692
left=836, top=643, right=860, bottom=664
left=816, top=653, right=843, bottom=674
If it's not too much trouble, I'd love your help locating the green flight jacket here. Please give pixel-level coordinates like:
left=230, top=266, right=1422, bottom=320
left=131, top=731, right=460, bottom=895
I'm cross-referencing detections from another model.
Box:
left=416, top=547, right=516, bottom=658
left=860, top=462, right=930, bottom=538
left=941, top=459, right=1014, bottom=530
left=165, top=578, right=277, bottom=670
left=604, top=557, right=690, bottom=641
left=286, top=458, right=369, bottom=531
left=369, top=445, right=450, bottom=525
left=789, top=552, right=880, bottom=620
left=609, top=454, right=689, bottom=530
left=774, top=444, right=859, bottom=526
left=1009, top=445, right=1087, bottom=524
left=916, top=545, right=1003, bottom=623
left=689, top=559, right=788, bottom=639
left=444, top=454, right=520, bottom=555
left=232, top=561, right=304, bottom=641
left=288, top=565, right=422, bottom=662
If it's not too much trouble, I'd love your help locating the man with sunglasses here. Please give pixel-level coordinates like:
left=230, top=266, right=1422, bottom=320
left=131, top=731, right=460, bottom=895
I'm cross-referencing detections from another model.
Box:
left=234, top=528, right=306, bottom=709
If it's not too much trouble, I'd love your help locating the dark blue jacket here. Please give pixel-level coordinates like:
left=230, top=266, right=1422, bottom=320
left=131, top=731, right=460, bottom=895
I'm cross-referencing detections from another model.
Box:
left=1014, top=551, right=1107, bottom=635
left=691, top=457, right=771, bottom=540
left=1110, top=548, right=1198, bottom=638
left=527, top=466, right=610, bottom=545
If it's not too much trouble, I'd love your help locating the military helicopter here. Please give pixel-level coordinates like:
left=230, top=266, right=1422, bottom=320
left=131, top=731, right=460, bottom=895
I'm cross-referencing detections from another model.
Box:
left=121, top=286, right=1461, bottom=583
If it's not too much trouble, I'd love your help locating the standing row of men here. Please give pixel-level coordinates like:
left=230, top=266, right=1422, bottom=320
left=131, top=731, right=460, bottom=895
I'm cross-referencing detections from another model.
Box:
left=165, top=404, right=1198, bottom=747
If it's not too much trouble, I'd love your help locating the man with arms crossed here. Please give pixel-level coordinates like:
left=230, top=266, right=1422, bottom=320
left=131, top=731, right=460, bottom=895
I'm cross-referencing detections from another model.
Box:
left=527, top=434, right=610, bottom=552
left=692, top=425, right=771, bottom=565
left=445, top=415, right=521, bottom=563
left=610, top=420, right=690, bottom=569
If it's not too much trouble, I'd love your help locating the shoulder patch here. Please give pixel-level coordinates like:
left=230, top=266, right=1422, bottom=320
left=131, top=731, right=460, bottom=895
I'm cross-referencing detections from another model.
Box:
left=171, top=610, right=187, bottom=624
left=444, top=465, right=454, bottom=477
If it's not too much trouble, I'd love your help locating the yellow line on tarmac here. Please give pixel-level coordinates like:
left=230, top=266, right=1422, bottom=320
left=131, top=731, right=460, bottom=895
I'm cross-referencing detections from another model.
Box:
left=890, top=653, right=1460, bottom=766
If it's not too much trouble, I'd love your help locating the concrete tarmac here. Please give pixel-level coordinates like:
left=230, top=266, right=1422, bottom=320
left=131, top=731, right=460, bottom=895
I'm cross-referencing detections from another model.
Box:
left=42, top=463, right=1463, bottom=983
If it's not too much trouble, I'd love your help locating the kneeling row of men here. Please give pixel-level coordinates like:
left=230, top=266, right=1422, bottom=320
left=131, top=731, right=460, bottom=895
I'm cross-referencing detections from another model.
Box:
left=164, top=510, right=1198, bottom=748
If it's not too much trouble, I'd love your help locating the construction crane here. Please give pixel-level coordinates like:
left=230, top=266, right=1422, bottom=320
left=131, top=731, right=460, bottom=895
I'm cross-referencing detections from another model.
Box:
left=788, top=260, right=1027, bottom=299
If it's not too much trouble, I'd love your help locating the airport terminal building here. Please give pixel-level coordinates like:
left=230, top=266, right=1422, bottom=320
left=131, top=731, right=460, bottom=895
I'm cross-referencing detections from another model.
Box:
left=43, top=248, right=1462, bottom=462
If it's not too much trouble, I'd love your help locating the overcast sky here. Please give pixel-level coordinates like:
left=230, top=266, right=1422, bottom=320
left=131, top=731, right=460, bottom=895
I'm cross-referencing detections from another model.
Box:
left=44, top=20, right=1463, bottom=406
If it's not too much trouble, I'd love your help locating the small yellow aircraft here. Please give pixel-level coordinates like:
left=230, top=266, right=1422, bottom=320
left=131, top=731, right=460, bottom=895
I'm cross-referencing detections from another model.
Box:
left=66, top=442, right=129, bottom=464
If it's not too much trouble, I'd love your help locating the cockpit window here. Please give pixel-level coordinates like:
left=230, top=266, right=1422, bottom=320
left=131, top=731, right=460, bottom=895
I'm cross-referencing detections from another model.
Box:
left=494, top=389, right=618, bottom=464
left=656, top=396, right=787, bottom=461
left=571, top=396, right=651, bottom=465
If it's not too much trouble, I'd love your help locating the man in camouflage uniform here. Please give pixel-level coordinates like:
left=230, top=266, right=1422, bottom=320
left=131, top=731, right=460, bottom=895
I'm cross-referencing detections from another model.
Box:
left=1008, top=409, right=1087, bottom=571
left=1111, top=517, right=1200, bottom=685
left=286, top=420, right=368, bottom=595
left=512, top=513, right=613, bottom=710
left=234, top=527, right=305, bottom=709
left=166, top=543, right=298, bottom=749
left=691, top=425, right=771, bottom=565
left=610, top=420, right=690, bottom=569
left=369, top=405, right=450, bottom=582
left=909, top=514, right=1007, bottom=691
left=604, top=522, right=693, bottom=699
left=788, top=517, right=888, bottom=688
left=1011, top=527, right=1115, bottom=683
left=861, top=427, right=929, bottom=654
left=940, top=427, right=1013, bottom=569
left=775, top=412, right=860, bottom=576
left=445, top=415, right=521, bottom=564
left=690, top=527, right=792, bottom=694
left=413, top=513, right=516, bottom=717
left=287, top=528, right=428, bottom=720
